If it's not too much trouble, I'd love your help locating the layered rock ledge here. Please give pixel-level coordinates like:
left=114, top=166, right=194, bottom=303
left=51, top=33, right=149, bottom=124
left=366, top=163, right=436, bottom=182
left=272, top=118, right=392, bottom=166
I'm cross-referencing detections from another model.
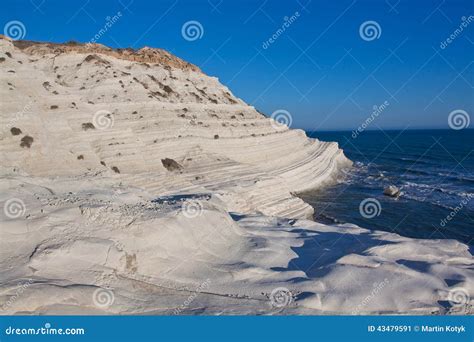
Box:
left=0, top=37, right=472, bottom=315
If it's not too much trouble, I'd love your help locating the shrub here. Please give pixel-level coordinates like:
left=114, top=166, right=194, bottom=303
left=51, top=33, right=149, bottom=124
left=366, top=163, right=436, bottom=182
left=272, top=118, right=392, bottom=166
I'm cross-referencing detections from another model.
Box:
left=214, top=134, right=219, bottom=139
left=82, top=122, right=95, bottom=130
left=111, top=166, right=120, bottom=173
left=10, top=127, right=22, bottom=136
left=20, top=135, right=33, bottom=148
left=84, top=54, right=97, bottom=62
left=77, top=155, right=84, bottom=160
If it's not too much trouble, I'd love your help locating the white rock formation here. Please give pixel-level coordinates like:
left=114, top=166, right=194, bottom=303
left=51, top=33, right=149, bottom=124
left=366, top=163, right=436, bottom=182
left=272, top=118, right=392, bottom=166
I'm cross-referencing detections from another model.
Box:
left=384, top=185, right=401, bottom=198
left=0, top=37, right=472, bottom=315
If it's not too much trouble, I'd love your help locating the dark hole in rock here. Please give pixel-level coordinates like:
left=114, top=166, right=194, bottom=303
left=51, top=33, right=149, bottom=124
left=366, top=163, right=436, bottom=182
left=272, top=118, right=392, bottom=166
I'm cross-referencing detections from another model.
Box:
left=161, top=158, right=182, bottom=171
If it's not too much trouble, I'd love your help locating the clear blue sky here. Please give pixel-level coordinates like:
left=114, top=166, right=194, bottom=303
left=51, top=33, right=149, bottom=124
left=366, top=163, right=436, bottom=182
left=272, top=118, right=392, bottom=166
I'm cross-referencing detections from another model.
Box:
left=2, top=0, right=473, bottom=130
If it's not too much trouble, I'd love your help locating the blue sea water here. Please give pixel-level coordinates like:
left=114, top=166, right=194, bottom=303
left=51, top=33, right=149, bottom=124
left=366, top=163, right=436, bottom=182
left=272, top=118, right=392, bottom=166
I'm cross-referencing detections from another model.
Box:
left=301, top=129, right=474, bottom=245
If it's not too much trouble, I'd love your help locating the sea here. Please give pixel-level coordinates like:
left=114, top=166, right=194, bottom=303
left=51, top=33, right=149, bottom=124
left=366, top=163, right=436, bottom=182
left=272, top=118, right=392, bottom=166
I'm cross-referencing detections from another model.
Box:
left=301, top=129, right=473, bottom=245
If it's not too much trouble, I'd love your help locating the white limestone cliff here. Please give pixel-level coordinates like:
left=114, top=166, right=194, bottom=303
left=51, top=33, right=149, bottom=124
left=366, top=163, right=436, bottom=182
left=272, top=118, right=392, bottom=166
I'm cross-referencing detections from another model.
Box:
left=0, top=36, right=472, bottom=315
